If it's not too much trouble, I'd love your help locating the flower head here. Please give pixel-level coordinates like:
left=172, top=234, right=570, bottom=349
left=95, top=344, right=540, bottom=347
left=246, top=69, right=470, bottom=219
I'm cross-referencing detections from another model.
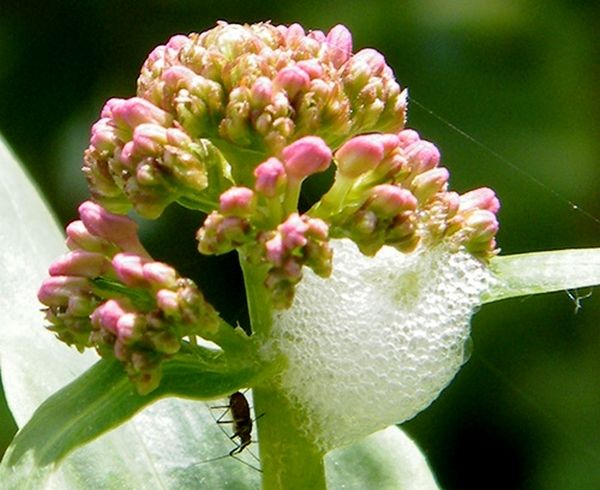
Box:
left=43, top=21, right=502, bottom=447
left=84, top=21, right=407, bottom=218
left=38, top=201, right=221, bottom=394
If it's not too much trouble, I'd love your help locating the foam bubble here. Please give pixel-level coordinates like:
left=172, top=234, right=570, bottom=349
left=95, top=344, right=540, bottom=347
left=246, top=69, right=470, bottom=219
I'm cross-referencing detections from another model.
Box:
left=269, top=238, right=494, bottom=451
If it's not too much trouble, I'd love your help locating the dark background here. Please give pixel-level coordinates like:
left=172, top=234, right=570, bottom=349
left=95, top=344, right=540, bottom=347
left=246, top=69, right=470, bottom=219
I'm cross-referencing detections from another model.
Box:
left=1, top=1, right=599, bottom=488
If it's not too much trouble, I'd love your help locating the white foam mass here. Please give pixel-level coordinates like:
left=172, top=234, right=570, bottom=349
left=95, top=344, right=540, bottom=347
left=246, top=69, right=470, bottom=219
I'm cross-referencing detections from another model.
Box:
left=270, top=238, right=495, bottom=452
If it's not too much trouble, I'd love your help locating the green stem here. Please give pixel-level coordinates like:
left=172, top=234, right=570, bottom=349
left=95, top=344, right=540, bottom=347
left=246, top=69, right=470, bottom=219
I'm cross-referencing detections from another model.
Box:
left=239, top=255, right=327, bottom=489
left=253, top=387, right=327, bottom=490
left=239, top=253, right=273, bottom=337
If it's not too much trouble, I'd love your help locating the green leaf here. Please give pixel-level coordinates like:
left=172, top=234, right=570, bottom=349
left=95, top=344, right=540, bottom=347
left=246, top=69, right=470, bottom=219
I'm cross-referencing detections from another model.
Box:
left=3, top=353, right=260, bottom=468
left=484, top=248, right=600, bottom=303
left=326, top=426, right=441, bottom=490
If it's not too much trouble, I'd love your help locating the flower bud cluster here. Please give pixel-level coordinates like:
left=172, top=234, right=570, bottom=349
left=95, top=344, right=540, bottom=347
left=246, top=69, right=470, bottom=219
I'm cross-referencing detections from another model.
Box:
left=261, top=213, right=332, bottom=309
left=137, top=21, right=406, bottom=156
left=38, top=201, right=220, bottom=394
left=196, top=137, right=333, bottom=309
left=84, top=97, right=233, bottom=219
left=84, top=22, right=406, bottom=219
left=313, top=130, right=500, bottom=259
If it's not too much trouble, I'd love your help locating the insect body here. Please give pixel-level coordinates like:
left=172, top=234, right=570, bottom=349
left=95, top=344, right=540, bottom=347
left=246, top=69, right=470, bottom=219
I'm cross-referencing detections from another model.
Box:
left=202, top=390, right=262, bottom=472
left=218, top=391, right=253, bottom=456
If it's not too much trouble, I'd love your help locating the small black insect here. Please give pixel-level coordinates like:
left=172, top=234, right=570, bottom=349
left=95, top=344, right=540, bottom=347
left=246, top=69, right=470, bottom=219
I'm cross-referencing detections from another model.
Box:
left=198, top=391, right=262, bottom=472
left=214, top=391, right=254, bottom=456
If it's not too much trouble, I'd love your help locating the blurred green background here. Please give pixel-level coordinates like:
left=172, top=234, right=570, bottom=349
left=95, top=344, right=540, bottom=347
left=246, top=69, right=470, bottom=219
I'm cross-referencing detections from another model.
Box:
left=0, top=0, right=599, bottom=488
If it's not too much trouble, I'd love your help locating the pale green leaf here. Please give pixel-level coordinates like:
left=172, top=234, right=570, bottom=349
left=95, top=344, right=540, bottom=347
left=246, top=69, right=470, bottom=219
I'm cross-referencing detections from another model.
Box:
left=326, top=426, right=441, bottom=490
left=484, top=248, right=600, bottom=303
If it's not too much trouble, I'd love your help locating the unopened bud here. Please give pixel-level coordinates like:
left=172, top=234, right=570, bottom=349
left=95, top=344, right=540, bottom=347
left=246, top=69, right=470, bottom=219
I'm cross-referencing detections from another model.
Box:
left=326, top=25, right=353, bottom=68
left=411, top=167, right=449, bottom=202
left=219, top=187, right=256, bottom=217
left=397, top=129, right=420, bottom=147
left=459, top=187, right=500, bottom=214
left=406, top=140, right=441, bottom=174
left=335, top=134, right=384, bottom=178
left=112, top=253, right=148, bottom=288
left=296, top=59, right=323, bottom=79
left=251, top=77, right=273, bottom=107
left=48, top=250, right=108, bottom=278
left=78, top=201, right=146, bottom=255
left=89, top=119, right=118, bottom=152
left=109, top=97, right=172, bottom=130
left=274, top=66, right=311, bottom=100
left=38, top=276, right=90, bottom=307
left=282, top=136, right=332, bottom=180
left=90, top=299, right=128, bottom=336
left=280, top=213, right=310, bottom=249
left=156, top=289, right=180, bottom=316
left=143, top=262, right=178, bottom=289
left=254, top=157, right=287, bottom=198
left=368, top=185, right=418, bottom=218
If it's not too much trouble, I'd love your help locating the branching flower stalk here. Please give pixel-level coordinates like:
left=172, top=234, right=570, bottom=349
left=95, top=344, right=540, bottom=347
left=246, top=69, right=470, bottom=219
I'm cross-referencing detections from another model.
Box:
left=34, top=21, right=592, bottom=489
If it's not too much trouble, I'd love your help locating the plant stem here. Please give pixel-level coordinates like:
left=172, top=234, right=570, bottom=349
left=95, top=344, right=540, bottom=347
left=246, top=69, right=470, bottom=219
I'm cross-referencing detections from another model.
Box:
left=253, top=387, right=327, bottom=490
left=239, top=253, right=273, bottom=337
left=239, top=255, right=327, bottom=489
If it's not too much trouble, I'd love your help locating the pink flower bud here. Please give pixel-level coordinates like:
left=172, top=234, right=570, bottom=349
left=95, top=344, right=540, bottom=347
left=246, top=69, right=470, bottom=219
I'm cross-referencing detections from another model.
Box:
left=78, top=201, right=147, bottom=255
left=296, top=59, right=323, bottom=79
left=411, top=167, right=449, bottom=202
left=352, top=48, right=386, bottom=76
left=109, top=97, right=172, bottom=129
left=464, top=209, right=499, bottom=240
left=112, top=253, right=148, bottom=287
left=132, top=124, right=168, bottom=155
left=406, top=140, right=441, bottom=173
left=156, top=289, right=180, bottom=316
left=219, top=187, right=256, bottom=217
left=397, top=129, right=420, bottom=147
left=166, top=127, right=192, bottom=147
left=251, top=77, right=273, bottom=107
left=306, top=217, right=329, bottom=240
left=283, top=23, right=305, bottom=45
left=48, top=250, right=108, bottom=278
left=368, top=185, right=418, bottom=218
left=119, top=141, right=136, bottom=168
left=66, top=220, right=109, bottom=252
left=90, top=119, right=118, bottom=152
left=282, top=136, right=332, bottom=180
left=38, top=276, right=90, bottom=307
left=274, top=66, right=310, bottom=99
left=335, top=134, right=385, bottom=178
left=326, top=25, right=353, bottom=68
left=280, top=213, right=309, bottom=249
left=459, top=187, right=500, bottom=214
left=116, top=313, right=142, bottom=342
left=143, top=262, right=177, bottom=289
left=100, top=98, right=121, bottom=119
left=161, top=65, right=197, bottom=90
left=90, top=299, right=124, bottom=333
left=375, top=133, right=400, bottom=156
left=254, top=157, right=287, bottom=198
left=308, top=30, right=326, bottom=43
left=165, top=34, right=191, bottom=51
left=265, top=234, right=284, bottom=265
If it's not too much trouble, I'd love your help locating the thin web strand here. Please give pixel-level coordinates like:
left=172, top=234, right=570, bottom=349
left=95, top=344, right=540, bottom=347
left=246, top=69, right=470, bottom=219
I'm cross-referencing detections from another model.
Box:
left=409, top=96, right=600, bottom=228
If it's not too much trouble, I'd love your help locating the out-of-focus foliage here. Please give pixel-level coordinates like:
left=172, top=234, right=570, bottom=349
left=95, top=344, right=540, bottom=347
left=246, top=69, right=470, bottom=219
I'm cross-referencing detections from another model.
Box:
left=0, top=1, right=598, bottom=488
